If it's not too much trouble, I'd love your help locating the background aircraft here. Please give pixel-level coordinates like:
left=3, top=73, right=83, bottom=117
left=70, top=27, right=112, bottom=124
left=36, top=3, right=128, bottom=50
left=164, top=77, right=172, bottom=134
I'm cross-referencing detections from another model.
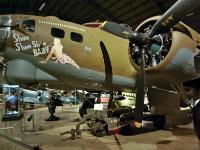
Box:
left=21, top=89, right=48, bottom=107
left=0, top=0, right=200, bottom=139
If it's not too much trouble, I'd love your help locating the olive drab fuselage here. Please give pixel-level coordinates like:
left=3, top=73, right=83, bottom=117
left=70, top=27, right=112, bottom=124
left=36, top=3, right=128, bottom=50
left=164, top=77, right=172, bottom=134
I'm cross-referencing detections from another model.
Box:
left=1, top=14, right=200, bottom=91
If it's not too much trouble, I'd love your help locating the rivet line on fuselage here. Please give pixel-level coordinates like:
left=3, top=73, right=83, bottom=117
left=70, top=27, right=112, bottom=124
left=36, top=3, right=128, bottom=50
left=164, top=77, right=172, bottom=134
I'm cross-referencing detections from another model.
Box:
left=38, top=20, right=85, bottom=32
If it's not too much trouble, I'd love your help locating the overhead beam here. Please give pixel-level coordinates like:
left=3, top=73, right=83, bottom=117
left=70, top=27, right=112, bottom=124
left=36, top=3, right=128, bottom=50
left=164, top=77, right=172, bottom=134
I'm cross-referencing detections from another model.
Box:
left=125, top=4, right=156, bottom=26
left=151, top=0, right=165, bottom=13
left=108, top=0, right=136, bottom=17
left=80, top=0, right=120, bottom=23
left=76, top=9, right=101, bottom=24
left=116, top=1, right=148, bottom=19
left=102, top=0, right=119, bottom=10
left=0, top=8, right=34, bottom=15
left=70, top=4, right=88, bottom=22
left=61, top=1, right=80, bottom=20
left=58, top=0, right=73, bottom=17
left=40, top=0, right=58, bottom=16
left=74, top=0, right=119, bottom=21
left=8, top=0, right=16, bottom=14
left=59, top=1, right=81, bottom=21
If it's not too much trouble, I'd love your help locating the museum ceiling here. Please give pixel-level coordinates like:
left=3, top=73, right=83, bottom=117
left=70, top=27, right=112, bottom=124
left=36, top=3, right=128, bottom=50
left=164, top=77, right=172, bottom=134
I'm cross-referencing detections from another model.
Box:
left=0, top=0, right=200, bottom=32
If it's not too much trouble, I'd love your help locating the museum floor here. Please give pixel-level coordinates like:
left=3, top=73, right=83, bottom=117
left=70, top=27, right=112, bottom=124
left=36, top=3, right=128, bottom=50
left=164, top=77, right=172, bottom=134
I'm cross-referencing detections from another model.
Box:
left=0, top=105, right=199, bottom=150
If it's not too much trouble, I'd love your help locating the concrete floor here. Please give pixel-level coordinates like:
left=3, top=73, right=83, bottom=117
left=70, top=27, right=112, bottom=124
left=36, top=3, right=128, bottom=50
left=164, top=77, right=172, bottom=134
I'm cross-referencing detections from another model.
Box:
left=0, top=105, right=199, bottom=150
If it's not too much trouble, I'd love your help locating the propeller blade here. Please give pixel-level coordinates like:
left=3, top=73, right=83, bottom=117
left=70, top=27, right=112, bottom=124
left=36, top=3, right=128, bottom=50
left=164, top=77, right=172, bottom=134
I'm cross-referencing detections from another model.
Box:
left=149, top=0, right=200, bottom=37
left=134, top=48, right=145, bottom=126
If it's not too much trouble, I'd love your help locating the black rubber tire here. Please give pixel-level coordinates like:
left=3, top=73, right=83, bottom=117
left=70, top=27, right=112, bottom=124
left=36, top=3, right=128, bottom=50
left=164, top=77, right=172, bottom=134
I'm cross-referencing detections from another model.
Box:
left=94, top=128, right=107, bottom=137
left=93, top=122, right=108, bottom=137
left=193, top=102, right=200, bottom=140
left=153, top=115, right=166, bottom=130
left=79, top=101, right=87, bottom=117
left=79, top=98, right=95, bottom=117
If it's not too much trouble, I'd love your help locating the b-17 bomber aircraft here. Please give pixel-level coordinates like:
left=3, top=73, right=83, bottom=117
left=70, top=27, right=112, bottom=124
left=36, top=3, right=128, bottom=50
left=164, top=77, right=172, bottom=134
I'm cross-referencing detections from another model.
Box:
left=1, top=0, right=200, bottom=140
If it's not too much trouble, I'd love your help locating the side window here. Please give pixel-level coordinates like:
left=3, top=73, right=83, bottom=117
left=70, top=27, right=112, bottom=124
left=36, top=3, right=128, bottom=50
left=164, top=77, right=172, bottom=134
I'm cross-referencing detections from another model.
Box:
left=70, top=32, right=83, bottom=43
left=51, top=27, right=65, bottom=38
left=22, top=19, right=35, bottom=32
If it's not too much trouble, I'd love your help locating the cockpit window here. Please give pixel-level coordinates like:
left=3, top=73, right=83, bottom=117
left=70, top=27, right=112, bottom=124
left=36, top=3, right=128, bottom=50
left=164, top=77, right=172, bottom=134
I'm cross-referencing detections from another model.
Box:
left=22, top=19, right=35, bottom=32
left=51, top=27, right=65, bottom=38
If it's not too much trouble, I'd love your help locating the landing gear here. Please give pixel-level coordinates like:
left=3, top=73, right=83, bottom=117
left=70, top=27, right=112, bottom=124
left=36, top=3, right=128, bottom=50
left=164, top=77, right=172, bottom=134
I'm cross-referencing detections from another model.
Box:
left=93, top=121, right=108, bottom=137
left=79, top=101, right=87, bottom=118
left=152, top=115, right=166, bottom=130
left=79, top=96, right=95, bottom=117
left=193, top=101, right=200, bottom=140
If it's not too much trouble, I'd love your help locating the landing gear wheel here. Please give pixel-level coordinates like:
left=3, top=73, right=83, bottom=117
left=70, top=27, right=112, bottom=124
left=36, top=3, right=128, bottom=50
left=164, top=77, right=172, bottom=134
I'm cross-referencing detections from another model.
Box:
left=79, top=98, right=95, bottom=117
left=153, top=115, right=166, bottom=130
left=79, top=101, right=87, bottom=117
left=93, top=122, right=108, bottom=137
left=193, top=101, right=200, bottom=140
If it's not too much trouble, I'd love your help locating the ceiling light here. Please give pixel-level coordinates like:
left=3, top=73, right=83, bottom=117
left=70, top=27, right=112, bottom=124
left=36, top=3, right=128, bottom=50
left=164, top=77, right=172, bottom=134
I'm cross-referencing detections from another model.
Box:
left=38, top=3, right=46, bottom=11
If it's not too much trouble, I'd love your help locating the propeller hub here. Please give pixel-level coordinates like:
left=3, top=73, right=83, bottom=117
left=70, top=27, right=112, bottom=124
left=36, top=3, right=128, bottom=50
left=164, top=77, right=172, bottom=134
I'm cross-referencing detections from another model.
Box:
left=129, top=31, right=149, bottom=47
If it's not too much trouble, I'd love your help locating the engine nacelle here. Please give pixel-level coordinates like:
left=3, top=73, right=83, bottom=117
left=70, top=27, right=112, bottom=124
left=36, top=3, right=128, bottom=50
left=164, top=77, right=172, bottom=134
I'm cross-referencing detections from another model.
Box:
left=129, top=16, right=198, bottom=82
